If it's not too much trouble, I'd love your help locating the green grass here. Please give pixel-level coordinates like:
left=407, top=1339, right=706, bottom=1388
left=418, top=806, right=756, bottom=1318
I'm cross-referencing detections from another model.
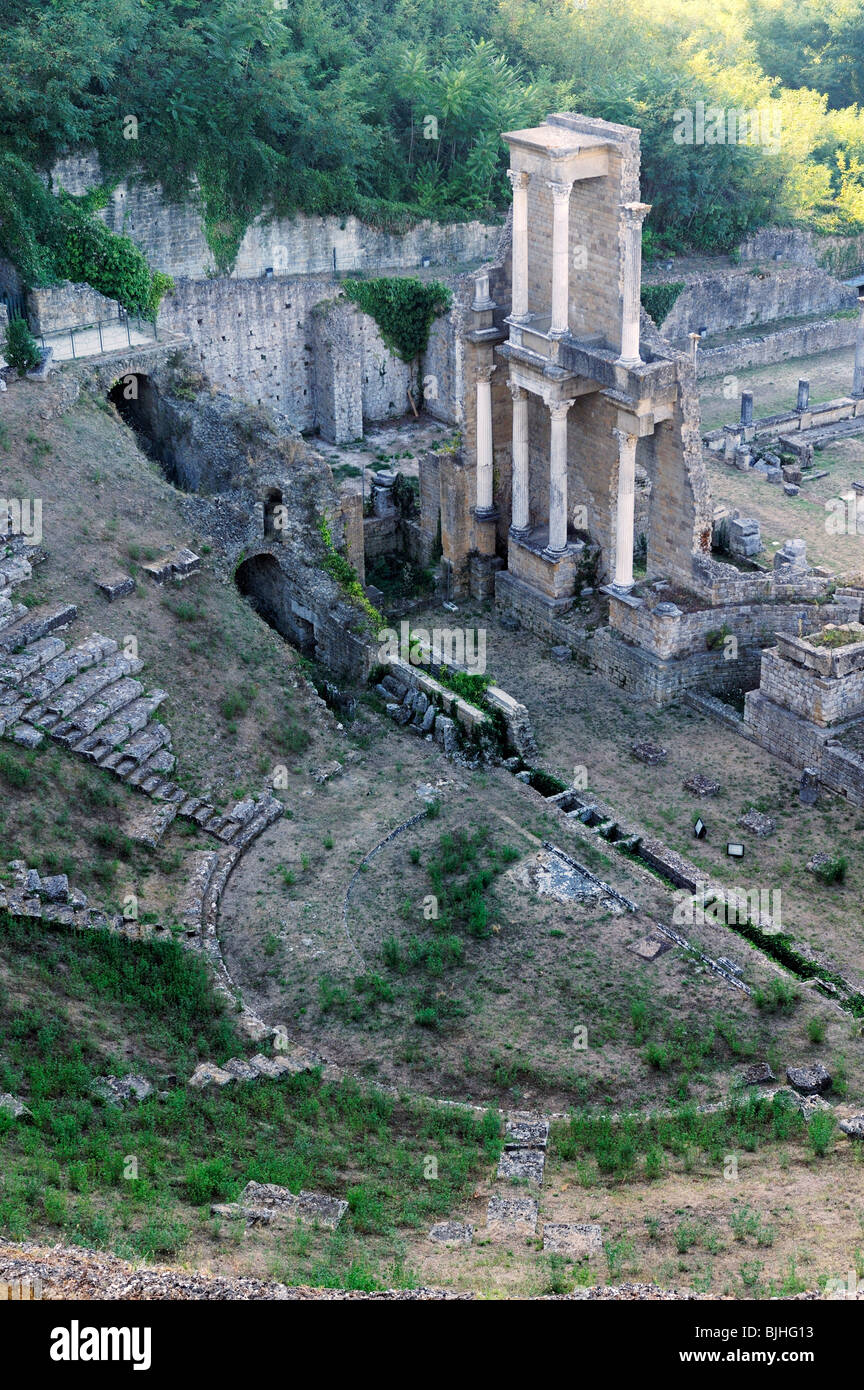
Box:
left=0, top=908, right=502, bottom=1261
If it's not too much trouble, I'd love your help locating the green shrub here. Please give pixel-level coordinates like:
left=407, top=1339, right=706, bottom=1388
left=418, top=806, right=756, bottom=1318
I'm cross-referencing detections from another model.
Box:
left=808, top=1110, right=837, bottom=1157
left=811, top=854, right=847, bottom=885
left=185, top=1156, right=234, bottom=1205
left=3, top=316, right=41, bottom=372
left=753, top=978, right=798, bottom=1014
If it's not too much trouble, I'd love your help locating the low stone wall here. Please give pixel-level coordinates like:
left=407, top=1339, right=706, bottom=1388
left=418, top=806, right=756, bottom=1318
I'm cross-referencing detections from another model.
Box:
left=696, top=313, right=858, bottom=379
left=660, top=266, right=857, bottom=341
left=27, top=281, right=122, bottom=336
left=608, top=590, right=860, bottom=662
left=738, top=225, right=864, bottom=278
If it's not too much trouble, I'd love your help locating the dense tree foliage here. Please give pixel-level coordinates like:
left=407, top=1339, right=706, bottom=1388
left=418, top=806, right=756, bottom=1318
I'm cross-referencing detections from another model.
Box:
left=2, top=0, right=864, bottom=276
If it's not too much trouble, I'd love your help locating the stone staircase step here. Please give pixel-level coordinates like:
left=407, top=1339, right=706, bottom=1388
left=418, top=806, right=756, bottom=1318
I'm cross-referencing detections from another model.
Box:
left=227, top=794, right=284, bottom=848
left=0, top=599, right=30, bottom=633
left=118, top=746, right=175, bottom=781
left=33, top=653, right=141, bottom=728
left=109, top=722, right=172, bottom=772
left=0, top=555, right=32, bottom=589
left=0, top=635, right=66, bottom=688
left=0, top=604, right=77, bottom=655
left=51, top=676, right=144, bottom=740
left=11, top=633, right=118, bottom=708
left=177, top=851, right=221, bottom=929
left=71, top=691, right=168, bottom=761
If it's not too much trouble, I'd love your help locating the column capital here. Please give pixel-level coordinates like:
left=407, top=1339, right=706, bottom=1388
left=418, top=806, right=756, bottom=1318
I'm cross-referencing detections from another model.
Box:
left=506, top=168, right=530, bottom=192
left=612, top=426, right=638, bottom=450
left=474, top=363, right=497, bottom=384
left=620, top=201, right=651, bottom=226
left=507, top=380, right=526, bottom=402
left=547, top=179, right=573, bottom=203
left=547, top=397, right=575, bottom=421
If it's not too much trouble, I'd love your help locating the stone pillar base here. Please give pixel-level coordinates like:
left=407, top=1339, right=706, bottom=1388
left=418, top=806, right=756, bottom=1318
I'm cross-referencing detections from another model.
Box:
left=469, top=552, right=505, bottom=600
left=472, top=507, right=499, bottom=557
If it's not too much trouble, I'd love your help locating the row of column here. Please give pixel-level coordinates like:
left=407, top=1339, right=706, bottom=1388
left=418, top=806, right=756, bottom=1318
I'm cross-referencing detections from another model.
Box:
left=474, top=367, right=639, bottom=588
left=506, top=169, right=649, bottom=363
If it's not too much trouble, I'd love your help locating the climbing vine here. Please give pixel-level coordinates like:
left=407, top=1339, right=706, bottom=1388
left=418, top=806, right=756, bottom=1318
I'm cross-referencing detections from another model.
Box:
left=640, top=282, right=685, bottom=327
left=0, top=153, right=173, bottom=319
left=318, top=514, right=382, bottom=631
left=342, top=277, right=452, bottom=362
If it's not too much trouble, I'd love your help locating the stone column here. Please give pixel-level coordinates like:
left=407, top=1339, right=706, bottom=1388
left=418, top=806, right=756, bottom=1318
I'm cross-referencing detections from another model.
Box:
left=545, top=398, right=574, bottom=555
left=612, top=428, right=638, bottom=592
left=740, top=391, right=754, bottom=425
left=475, top=364, right=496, bottom=516
left=507, top=170, right=530, bottom=321
left=508, top=382, right=530, bottom=536
left=547, top=180, right=573, bottom=336
left=854, top=297, right=864, bottom=398
left=796, top=379, right=810, bottom=412
left=618, top=203, right=650, bottom=365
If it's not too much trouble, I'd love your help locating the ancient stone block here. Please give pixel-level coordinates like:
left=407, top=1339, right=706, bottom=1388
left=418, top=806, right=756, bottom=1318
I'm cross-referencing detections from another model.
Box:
left=786, top=1063, right=832, bottom=1095
left=428, top=1222, right=474, bottom=1246
left=485, top=1195, right=538, bottom=1241
left=542, top=1223, right=602, bottom=1258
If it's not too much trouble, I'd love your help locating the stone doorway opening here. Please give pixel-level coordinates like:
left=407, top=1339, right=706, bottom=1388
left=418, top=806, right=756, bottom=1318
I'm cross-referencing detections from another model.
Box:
left=234, top=553, right=316, bottom=656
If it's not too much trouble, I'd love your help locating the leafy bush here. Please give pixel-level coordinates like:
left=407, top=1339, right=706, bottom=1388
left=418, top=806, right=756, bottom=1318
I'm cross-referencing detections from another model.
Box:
left=753, top=978, right=799, bottom=1014
left=3, top=316, right=41, bottom=372
left=811, top=854, right=847, bottom=885
left=808, top=1110, right=837, bottom=1157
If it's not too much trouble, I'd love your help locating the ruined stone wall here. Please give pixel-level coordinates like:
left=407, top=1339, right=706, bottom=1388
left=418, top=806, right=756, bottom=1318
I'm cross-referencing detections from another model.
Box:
left=695, top=313, right=858, bottom=379
left=156, top=276, right=462, bottom=437
left=644, top=354, right=714, bottom=588
left=27, top=281, right=122, bottom=336
left=658, top=266, right=857, bottom=341
left=50, top=154, right=500, bottom=281
left=738, top=225, right=864, bottom=277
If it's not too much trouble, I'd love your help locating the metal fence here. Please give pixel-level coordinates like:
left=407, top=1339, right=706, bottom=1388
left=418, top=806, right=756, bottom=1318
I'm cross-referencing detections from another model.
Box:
left=37, top=312, right=158, bottom=361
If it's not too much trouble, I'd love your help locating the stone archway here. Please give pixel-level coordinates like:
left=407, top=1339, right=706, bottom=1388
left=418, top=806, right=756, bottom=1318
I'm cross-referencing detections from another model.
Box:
left=234, top=553, right=316, bottom=655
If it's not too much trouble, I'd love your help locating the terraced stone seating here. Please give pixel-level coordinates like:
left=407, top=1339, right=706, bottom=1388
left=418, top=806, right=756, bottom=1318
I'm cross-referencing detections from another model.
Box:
left=0, top=517, right=283, bottom=851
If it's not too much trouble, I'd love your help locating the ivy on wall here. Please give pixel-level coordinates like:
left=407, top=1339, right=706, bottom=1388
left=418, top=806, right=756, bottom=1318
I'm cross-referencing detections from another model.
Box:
left=640, top=281, right=686, bottom=327
left=0, top=153, right=173, bottom=319
left=342, top=277, right=452, bottom=362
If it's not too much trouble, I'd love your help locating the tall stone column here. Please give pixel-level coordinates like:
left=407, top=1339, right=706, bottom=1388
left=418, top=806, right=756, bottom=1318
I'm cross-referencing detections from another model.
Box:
left=475, top=363, right=496, bottom=516
left=507, top=170, right=530, bottom=321
left=612, top=428, right=638, bottom=592
left=545, top=398, right=575, bottom=555
left=508, top=382, right=530, bottom=536
left=854, top=297, right=864, bottom=398
left=618, top=203, right=651, bottom=366
left=547, top=180, right=573, bottom=336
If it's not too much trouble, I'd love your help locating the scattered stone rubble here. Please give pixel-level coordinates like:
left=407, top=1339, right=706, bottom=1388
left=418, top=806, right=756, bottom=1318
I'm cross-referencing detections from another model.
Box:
left=630, top=740, right=668, bottom=765
left=737, top=808, right=776, bottom=837
left=683, top=774, right=721, bottom=797
left=212, top=1182, right=348, bottom=1231
left=786, top=1062, right=832, bottom=1095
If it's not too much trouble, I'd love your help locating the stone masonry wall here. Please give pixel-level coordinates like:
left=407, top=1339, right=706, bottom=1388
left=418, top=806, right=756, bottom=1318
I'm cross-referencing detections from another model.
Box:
left=695, top=313, right=858, bottom=379
left=156, top=276, right=463, bottom=436
left=50, top=154, right=500, bottom=282
left=659, top=266, right=857, bottom=341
